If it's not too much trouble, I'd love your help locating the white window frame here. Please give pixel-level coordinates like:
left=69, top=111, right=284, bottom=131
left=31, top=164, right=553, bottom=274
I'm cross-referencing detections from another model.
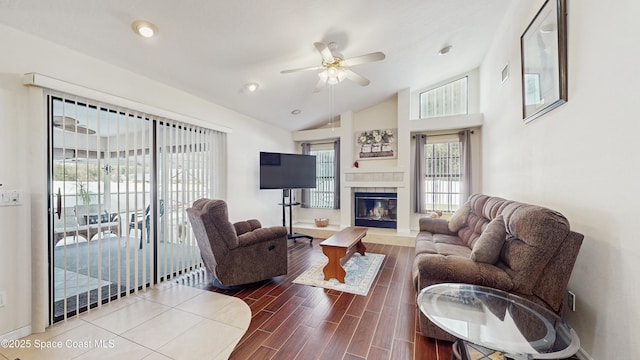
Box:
left=419, top=76, right=469, bottom=119
left=308, top=143, right=336, bottom=209
left=424, top=135, right=462, bottom=213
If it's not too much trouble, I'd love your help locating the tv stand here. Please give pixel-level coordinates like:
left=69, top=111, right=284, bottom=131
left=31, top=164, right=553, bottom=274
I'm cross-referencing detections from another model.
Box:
left=279, top=189, right=313, bottom=243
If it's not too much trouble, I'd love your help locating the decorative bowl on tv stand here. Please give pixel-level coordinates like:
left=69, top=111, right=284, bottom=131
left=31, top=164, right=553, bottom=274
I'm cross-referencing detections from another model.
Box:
left=314, top=218, right=329, bottom=227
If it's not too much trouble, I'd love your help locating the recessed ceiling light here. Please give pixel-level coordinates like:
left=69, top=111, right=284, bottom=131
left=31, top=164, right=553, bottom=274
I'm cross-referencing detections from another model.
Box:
left=438, top=45, right=453, bottom=55
left=291, top=109, right=301, bottom=115
left=244, top=82, right=259, bottom=92
left=132, top=20, right=157, bottom=38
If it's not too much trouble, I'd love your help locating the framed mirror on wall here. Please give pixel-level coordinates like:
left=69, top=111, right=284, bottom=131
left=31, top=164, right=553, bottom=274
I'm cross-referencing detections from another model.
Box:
left=520, top=0, right=568, bottom=123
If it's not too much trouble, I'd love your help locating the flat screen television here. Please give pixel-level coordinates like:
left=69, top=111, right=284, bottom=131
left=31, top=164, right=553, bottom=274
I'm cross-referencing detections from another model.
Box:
left=260, top=152, right=316, bottom=189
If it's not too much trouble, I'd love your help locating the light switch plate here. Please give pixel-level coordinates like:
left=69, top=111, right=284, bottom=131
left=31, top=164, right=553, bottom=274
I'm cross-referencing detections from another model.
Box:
left=0, top=189, right=23, bottom=206
left=0, top=290, right=6, bottom=307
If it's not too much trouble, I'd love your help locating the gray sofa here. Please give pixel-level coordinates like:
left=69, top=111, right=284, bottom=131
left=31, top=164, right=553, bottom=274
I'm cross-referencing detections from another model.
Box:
left=187, top=199, right=289, bottom=287
left=413, top=194, right=583, bottom=341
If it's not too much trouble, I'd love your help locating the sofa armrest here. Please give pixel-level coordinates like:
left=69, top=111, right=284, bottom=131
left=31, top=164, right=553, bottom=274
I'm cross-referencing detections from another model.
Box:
left=419, top=217, right=454, bottom=234
left=233, top=219, right=262, bottom=236
left=413, top=253, right=513, bottom=292
left=237, top=226, right=287, bottom=247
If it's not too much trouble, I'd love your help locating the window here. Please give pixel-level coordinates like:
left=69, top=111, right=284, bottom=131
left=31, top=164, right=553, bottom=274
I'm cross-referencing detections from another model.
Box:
left=424, top=137, right=461, bottom=212
left=309, top=146, right=336, bottom=208
left=419, top=77, right=468, bottom=118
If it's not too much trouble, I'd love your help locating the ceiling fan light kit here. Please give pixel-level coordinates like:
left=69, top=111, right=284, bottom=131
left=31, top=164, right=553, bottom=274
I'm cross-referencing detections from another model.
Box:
left=318, top=65, right=347, bottom=85
left=281, top=41, right=385, bottom=91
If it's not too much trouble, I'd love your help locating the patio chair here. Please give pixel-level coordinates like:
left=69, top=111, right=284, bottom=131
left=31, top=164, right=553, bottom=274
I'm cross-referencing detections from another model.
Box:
left=129, top=200, right=164, bottom=248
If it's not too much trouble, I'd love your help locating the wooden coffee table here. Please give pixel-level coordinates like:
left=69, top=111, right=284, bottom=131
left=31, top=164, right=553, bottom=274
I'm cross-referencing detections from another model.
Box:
left=319, top=226, right=367, bottom=283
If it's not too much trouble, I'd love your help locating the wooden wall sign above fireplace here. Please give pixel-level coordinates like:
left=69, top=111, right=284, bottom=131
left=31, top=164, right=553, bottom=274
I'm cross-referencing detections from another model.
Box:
left=355, top=128, right=397, bottom=160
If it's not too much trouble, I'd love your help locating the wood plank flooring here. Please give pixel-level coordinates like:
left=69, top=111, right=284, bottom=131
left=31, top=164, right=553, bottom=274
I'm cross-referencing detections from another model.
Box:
left=190, top=241, right=453, bottom=360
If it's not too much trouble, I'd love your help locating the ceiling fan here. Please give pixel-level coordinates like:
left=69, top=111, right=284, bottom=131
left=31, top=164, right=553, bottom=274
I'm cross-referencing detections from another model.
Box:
left=281, top=42, right=385, bottom=92
left=53, top=116, right=96, bottom=134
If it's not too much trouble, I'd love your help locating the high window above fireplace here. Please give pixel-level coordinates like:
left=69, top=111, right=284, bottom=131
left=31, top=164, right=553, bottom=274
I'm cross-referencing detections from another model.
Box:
left=354, top=192, right=397, bottom=229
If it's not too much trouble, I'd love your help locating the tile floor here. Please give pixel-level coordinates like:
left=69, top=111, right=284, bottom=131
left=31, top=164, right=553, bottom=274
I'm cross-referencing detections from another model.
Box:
left=0, top=282, right=251, bottom=360
left=53, top=267, right=111, bottom=302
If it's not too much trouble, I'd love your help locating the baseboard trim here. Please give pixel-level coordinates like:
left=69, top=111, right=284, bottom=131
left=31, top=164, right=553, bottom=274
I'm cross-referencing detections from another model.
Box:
left=0, top=325, right=32, bottom=341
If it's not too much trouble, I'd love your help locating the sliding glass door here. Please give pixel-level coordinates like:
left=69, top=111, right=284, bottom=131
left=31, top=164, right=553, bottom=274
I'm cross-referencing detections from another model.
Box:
left=48, top=92, right=224, bottom=323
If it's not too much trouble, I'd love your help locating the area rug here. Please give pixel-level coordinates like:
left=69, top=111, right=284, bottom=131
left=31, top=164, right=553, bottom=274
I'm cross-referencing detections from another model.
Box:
left=293, top=253, right=385, bottom=296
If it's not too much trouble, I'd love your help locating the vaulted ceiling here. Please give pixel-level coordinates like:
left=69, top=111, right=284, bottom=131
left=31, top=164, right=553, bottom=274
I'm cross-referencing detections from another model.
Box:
left=0, top=0, right=511, bottom=131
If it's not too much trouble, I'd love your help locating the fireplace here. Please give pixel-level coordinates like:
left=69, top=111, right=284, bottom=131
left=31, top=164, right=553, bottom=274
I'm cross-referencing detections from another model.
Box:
left=354, top=192, right=397, bottom=229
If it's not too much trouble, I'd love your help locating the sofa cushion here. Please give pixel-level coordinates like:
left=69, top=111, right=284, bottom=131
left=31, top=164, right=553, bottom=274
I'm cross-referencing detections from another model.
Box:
left=470, top=215, right=506, bottom=263
left=419, top=217, right=453, bottom=234
left=415, top=232, right=469, bottom=256
left=448, top=203, right=470, bottom=232
left=412, top=253, right=514, bottom=291
left=498, top=203, right=571, bottom=294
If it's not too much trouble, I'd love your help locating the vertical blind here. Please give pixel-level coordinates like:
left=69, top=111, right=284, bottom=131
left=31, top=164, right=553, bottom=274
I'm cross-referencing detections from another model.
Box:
left=424, top=136, right=462, bottom=213
left=309, top=148, right=335, bottom=208
left=301, top=141, right=339, bottom=209
left=49, top=91, right=225, bottom=323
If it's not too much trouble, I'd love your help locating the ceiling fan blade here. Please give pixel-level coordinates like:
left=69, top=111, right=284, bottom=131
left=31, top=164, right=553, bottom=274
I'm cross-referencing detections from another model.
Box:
left=345, top=69, right=370, bottom=86
left=314, top=42, right=335, bottom=63
left=313, top=79, right=327, bottom=93
left=342, top=52, right=386, bottom=67
left=280, top=65, right=323, bottom=74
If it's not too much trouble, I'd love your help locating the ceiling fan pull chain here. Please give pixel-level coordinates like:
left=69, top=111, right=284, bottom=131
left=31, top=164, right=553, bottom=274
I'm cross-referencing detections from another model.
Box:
left=330, top=84, right=335, bottom=131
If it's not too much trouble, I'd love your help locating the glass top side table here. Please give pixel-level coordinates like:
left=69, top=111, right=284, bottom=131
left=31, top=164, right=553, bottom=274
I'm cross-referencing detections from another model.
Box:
left=417, top=283, right=580, bottom=360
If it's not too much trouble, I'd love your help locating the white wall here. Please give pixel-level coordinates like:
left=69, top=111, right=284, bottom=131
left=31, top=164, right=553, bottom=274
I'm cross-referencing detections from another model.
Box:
left=0, top=23, right=292, bottom=338
left=225, top=114, right=295, bottom=225
left=352, top=97, right=398, bottom=169
left=0, top=73, right=33, bottom=339
left=479, top=1, right=640, bottom=358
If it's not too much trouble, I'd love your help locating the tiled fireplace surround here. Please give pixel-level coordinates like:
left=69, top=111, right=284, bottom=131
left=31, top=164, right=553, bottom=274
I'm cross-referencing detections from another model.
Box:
left=343, top=168, right=405, bottom=226
left=294, top=167, right=415, bottom=246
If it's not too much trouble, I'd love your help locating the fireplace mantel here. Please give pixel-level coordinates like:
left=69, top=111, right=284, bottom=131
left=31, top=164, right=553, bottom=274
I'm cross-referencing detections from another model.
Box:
left=343, top=167, right=406, bottom=188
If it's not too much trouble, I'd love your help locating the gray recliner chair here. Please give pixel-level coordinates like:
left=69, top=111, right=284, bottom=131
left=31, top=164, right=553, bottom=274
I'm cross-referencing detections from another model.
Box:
left=187, top=199, right=289, bottom=287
